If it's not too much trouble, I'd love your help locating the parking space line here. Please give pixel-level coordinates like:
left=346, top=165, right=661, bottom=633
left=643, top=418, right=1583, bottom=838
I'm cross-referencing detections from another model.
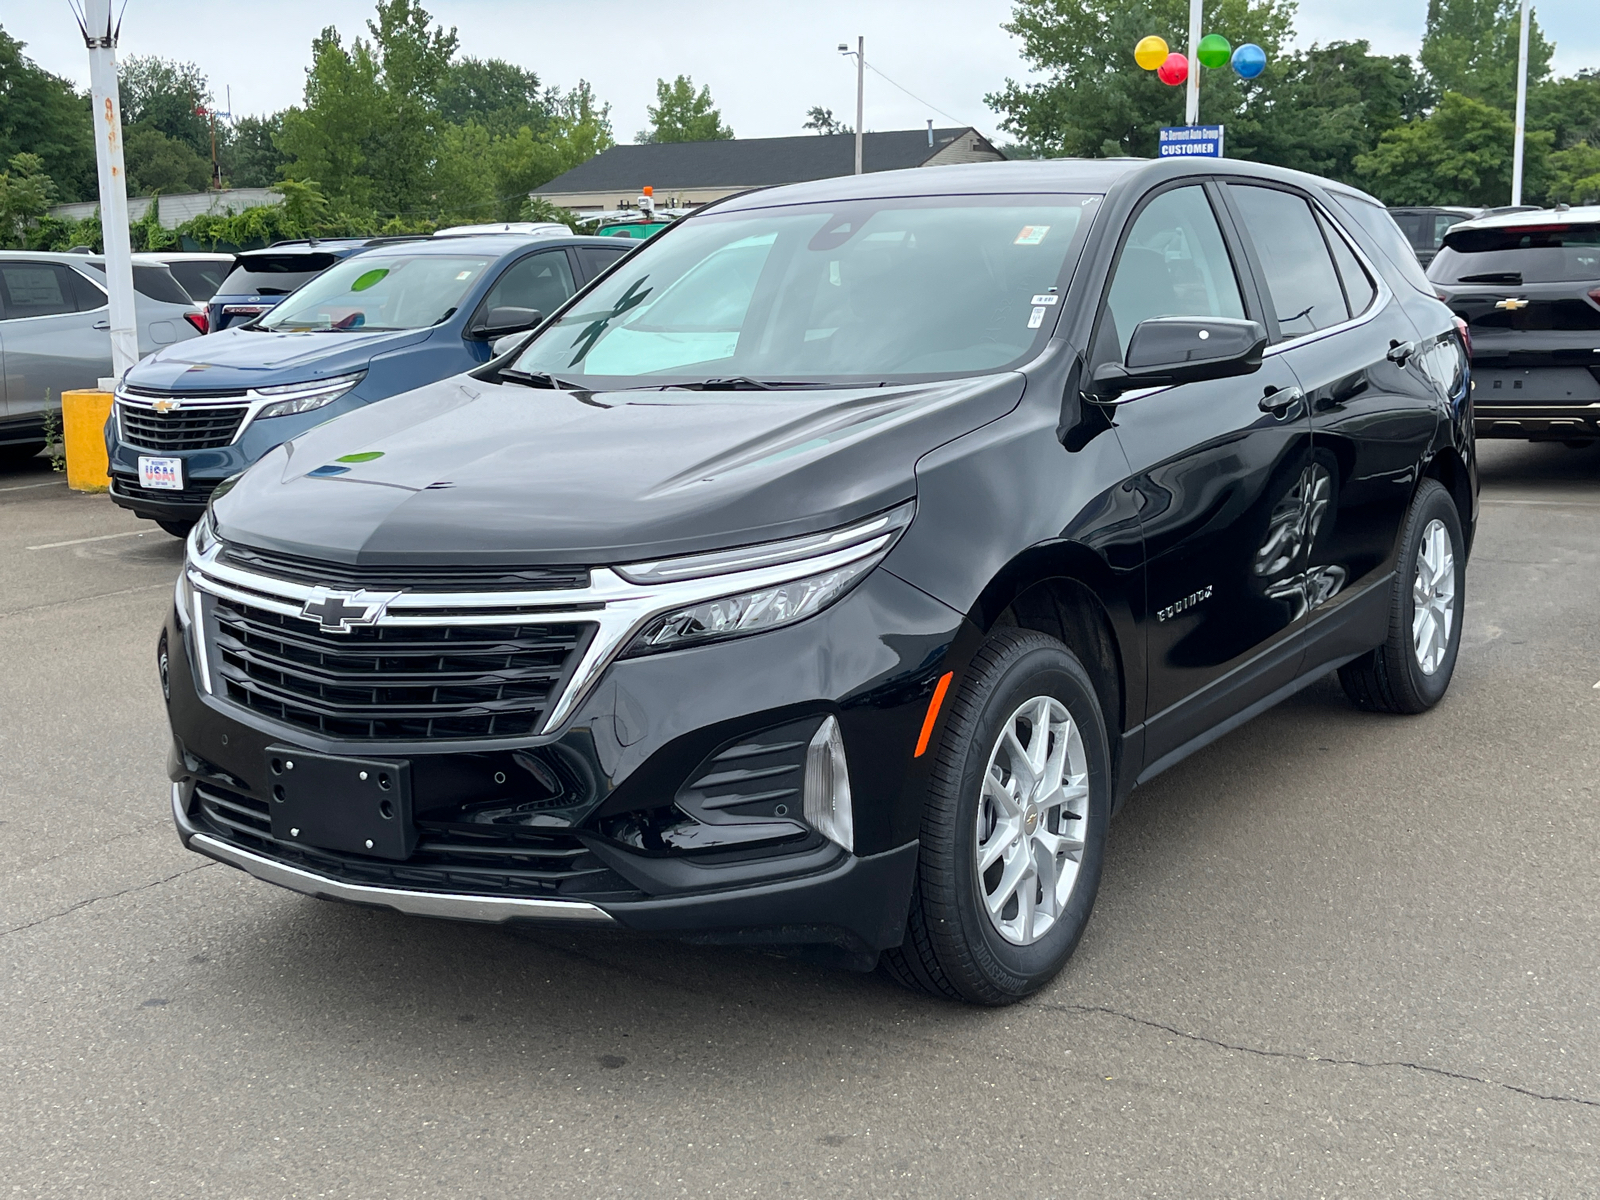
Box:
left=0, top=479, right=68, bottom=493
left=26, top=530, right=149, bottom=551
left=1480, top=498, right=1600, bottom=508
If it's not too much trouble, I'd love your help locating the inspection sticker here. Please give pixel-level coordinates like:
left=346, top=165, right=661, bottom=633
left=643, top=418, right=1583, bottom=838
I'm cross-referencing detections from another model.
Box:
left=1030, top=294, right=1060, bottom=306
left=1014, top=225, right=1050, bottom=245
left=1027, top=306, right=1047, bottom=329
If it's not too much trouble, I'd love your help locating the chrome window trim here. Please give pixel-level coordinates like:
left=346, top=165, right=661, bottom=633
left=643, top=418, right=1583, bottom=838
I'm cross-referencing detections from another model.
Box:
left=186, top=527, right=897, bottom=735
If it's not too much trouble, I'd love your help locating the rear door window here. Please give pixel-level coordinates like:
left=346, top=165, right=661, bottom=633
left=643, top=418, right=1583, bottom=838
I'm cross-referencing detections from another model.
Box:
left=1229, top=184, right=1349, bottom=339
left=0, top=263, right=79, bottom=319
left=575, top=245, right=630, bottom=282
left=217, top=253, right=339, bottom=297
left=480, top=250, right=576, bottom=317
left=1098, top=185, right=1246, bottom=362
left=83, top=263, right=201, bottom=304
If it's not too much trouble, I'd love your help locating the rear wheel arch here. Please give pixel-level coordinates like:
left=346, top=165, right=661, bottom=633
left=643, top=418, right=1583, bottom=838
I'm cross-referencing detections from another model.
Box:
left=1422, top=445, right=1474, bottom=556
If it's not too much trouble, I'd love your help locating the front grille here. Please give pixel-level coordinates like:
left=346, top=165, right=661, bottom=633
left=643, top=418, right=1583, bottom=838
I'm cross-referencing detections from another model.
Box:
left=192, top=783, right=636, bottom=898
left=111, top=472, right=221, bottom=506
left=211, top=597, right=595, bottom=740
left=119, top=401, right=248, bottom=451
left=217, top=543, right=590, bottom=593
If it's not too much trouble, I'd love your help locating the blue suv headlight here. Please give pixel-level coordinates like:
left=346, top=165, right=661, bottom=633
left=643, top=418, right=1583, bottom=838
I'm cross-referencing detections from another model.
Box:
left=254, top=372, right=365, bottom=420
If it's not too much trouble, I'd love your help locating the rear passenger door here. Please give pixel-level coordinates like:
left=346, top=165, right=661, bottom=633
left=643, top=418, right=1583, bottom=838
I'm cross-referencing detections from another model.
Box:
left=0, top=261, right=110, bottom=419
left=1221, top=183, right=1439, bottom=663
left=1101, top=183, right=1315, bottom=772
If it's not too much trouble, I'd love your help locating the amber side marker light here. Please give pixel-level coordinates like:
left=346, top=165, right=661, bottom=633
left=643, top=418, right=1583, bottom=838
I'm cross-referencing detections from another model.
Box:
left=914, top=672, right=955, bottom=758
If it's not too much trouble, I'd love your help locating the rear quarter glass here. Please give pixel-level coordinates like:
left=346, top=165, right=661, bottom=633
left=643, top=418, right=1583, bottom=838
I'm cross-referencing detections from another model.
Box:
left=1333, top=194, right=1437, bottom=296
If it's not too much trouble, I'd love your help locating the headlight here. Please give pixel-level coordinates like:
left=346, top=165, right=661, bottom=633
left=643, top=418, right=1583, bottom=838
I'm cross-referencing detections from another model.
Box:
left=254, top=371, right=364, bottom=420
left=619, top=501, right=914, bottom=656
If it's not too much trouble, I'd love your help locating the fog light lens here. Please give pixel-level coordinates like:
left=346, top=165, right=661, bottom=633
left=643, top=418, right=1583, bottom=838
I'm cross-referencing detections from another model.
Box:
left=803, top=715, right=853, bottom=852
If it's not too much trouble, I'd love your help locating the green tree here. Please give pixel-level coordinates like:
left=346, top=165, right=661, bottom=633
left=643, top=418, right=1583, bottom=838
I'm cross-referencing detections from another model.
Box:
left=1420, top=0, right=1552, bottom=110
left=221, top=113, right=288, bottom=188
left=124, top=126, right=212, bottom=194
left=0, top=152, right=59, bottom=247
left=277, top=27, right=386, bottom=213
left=546, top=80, right=615, bottom=169
left=439, top=58, right=550, bottom=139
left=1227, top=41, right=1427, bottom=186
left=0, top=27, right=95, bottom=201
left=636, top=75, right=733, bottom=144
left=803, top=106, right=851, bottom=135
left=118, top=55, right=212, bottom=156
left=1356, top=90, right=1552, bottom=205
left=987, top=0, right=1296, bottom=158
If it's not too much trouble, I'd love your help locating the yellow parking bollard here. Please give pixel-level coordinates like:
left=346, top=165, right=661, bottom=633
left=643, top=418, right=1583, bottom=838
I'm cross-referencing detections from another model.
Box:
left=62, top=389, right=114, bottom=493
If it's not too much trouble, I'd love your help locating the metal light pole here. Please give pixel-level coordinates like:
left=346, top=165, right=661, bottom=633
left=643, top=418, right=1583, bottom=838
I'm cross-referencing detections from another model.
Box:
left=1185, top=0, right=1202, bottom=125
left=77, top=0, right=137, bottom=382
left=1511, top=0, right=1531, bottom=206
left=854, top=36, right=865, bottom=175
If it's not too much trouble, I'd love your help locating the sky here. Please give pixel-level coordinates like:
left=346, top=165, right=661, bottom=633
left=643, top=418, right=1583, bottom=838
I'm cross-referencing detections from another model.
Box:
left=6, top=0, right=1598, bottom=146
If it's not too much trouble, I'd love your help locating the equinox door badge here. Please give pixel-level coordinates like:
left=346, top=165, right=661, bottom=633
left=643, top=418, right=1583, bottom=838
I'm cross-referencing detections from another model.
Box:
left=1157, top=585, right=1213, bottom=622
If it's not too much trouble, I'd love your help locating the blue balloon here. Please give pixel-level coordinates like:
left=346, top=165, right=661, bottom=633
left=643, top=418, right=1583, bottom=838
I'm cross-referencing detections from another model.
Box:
left=1232, top=43, right=1267, bottom=79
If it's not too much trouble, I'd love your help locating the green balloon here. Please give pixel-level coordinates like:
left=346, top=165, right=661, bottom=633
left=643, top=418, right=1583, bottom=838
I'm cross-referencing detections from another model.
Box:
left=1197, top=33, right=1232, bottom=70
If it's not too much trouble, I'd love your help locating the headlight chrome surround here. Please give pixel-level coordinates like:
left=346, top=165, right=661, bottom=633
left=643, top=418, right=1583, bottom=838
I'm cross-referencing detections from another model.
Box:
left=254, top=371, right=365, bottom=420
left=618, top=501, right=914, bottom=657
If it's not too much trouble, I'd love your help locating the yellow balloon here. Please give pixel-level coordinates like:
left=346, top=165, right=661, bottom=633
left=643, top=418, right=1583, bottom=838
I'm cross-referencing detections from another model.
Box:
left=1134, top=36, right=1169, bottom=71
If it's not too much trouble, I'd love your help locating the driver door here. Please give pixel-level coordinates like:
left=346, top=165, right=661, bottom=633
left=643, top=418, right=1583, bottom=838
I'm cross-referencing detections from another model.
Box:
left=1099, top=183, right=1316, bottom=774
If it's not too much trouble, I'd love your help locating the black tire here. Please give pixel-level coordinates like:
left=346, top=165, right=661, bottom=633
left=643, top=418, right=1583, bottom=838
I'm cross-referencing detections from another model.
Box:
left=156, top=519, right=196, bottom=539
left=881, top=628, right=1111, bottom=1005
left=0, top=441, right=46, bottom=465
left=1338, top=478, right=1465, bottom=714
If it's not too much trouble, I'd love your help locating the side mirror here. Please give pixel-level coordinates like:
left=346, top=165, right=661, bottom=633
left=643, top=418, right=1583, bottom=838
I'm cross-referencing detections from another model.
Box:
left=491, top=330, right=534, bottom=358
left=1092, top=316, right=1267, bottom=396
left=469, top=305, right=543, bottom=341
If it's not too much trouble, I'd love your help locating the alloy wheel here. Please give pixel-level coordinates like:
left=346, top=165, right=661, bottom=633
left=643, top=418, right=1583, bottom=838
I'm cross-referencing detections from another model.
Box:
left=1412, top=517, right=1456, bottom=676
left=975, top=695, right=1090, bottom=946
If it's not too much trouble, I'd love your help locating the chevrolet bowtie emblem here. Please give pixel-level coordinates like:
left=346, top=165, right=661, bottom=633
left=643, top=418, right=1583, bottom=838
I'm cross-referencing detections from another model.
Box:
left=151, top=399, right=181, bottom=413
left=1495, top=298, right=1530, bottom=311
left=297, top=588, right=402, bottom=633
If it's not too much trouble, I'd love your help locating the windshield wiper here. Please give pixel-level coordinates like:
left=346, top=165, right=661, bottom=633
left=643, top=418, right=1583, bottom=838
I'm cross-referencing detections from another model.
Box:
left=677, top=377, right=816, bottom=391
left=500, top=368, right=580, bottom=389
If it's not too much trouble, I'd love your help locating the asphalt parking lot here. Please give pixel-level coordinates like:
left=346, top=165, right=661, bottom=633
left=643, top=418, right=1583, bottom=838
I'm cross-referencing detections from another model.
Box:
left=3, top=439, right=1598, bottom=1198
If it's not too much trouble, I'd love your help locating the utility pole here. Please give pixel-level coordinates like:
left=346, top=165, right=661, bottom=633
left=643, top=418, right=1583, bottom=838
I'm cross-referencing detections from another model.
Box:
left=76, top=0, right=137, bottom=382
left=1185, top=0, right=1202, bottom=125
left=855, top=36, right=865, bottom=175
left=1511, top=0, right=1531, bottom=206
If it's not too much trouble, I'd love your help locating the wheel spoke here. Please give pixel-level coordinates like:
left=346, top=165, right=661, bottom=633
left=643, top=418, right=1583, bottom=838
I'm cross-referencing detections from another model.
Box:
left=986, top=851, right=1032, bottom=918
left=1001, top=727, right=1036, bottom=793
left=983, top=767, right=1022, bottom=817
left=978, top=821, right=1020, bottom=872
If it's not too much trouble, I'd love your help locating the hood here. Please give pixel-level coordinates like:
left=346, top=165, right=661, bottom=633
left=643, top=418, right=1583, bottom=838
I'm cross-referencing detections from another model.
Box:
left=214, top=373, right=1026, bottom=565
left=125, top=326, right=431, bottom=392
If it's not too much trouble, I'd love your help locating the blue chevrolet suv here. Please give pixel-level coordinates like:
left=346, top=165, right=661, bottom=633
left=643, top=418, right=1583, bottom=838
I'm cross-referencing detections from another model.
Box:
left=109, top=231, right=632, bottom=534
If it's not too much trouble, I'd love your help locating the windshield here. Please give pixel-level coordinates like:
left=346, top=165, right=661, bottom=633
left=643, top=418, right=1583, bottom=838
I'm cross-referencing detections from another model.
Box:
left=512, top=194, right=1096, bottom=387
left=258, top=253, right=492, bottom=332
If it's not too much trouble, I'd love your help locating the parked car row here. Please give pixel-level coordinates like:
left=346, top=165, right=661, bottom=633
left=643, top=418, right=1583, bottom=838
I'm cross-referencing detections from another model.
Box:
left=161, top=157, right=1475, bottom=1005
left=107, top=229, right=633, bottom=534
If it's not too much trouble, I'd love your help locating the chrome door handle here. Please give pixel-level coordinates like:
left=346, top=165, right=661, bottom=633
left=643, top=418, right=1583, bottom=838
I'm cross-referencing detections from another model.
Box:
left=92, top=320, right=110, bottom=330
left=1259, top=386, right=1304, bottom=417
left=1386, top=339, right=1415, bottom=364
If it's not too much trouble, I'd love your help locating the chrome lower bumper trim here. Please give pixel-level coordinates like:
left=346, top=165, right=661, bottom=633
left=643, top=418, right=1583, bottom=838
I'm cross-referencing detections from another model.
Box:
left=183, top=825, right=617, bottom=927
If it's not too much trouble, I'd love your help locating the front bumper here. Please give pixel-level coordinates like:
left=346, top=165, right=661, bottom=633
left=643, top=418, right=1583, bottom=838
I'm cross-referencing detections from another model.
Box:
left=162, top=566, right=964, bottom=957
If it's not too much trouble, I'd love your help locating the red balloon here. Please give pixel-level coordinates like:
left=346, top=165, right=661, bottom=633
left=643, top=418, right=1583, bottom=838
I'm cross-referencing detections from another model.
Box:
left=1157, top=52, right=1189, bottom=86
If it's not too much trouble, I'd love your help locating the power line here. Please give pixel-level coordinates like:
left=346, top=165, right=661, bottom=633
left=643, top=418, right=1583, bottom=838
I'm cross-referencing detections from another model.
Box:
left=859, top=58, right=977, bottom=132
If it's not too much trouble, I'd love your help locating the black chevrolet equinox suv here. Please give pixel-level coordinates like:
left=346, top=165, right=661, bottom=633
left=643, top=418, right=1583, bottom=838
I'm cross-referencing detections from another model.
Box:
left=162, top=159, right=1475, bottom=1004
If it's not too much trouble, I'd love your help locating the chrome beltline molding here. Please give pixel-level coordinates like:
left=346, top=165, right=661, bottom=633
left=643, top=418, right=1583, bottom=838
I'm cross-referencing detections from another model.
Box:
left=185, top=828, right=616, bottom=925
left=186, top=531, right=893, bottom=734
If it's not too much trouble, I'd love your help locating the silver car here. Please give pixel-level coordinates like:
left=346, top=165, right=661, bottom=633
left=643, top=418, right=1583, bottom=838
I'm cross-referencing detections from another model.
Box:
left=0, top=251, right=206, bottom=463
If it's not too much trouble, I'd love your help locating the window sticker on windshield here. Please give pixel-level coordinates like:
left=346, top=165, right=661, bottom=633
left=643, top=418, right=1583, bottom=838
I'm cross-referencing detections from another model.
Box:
left=1030, top=294, right=1059, bottom=305
left=1028, top=306, right=1047, bottom=329
left=1015, top=226, right=1050, bottom=245
left=455, top=270, right=474, bottom=280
